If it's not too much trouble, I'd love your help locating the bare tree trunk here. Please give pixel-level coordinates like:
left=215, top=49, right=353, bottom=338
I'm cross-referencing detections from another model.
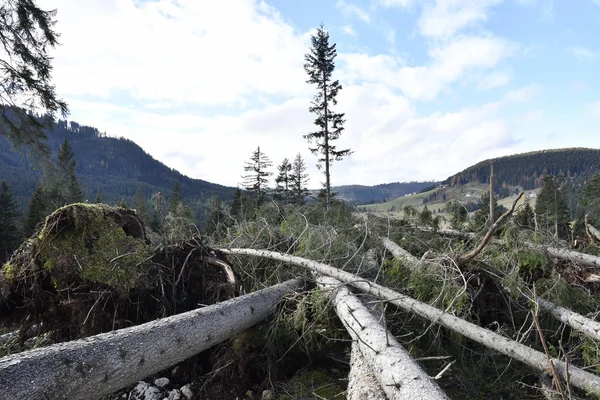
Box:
left=490, top=163, right=495, bottom=226
left=317, top=275, right=449, bottom=400
left=0, top=279, right=303, bottom=400
left=221, top=248, right=600, bottom=394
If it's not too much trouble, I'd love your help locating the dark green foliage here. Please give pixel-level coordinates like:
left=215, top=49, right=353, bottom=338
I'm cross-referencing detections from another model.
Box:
left=517, top=250, right=548, bottom=282
left=447, top=148, right=600, bottom=191
left=0, top=181, right=20, bottom=262
left=445, top=200, right=468, bottom=229
left=23, top=183, right=48, bottom=237
left=581, top=172, right=600, bottom=226
left=54, top=138, right=85, bottom=205
left=0, top=120, right=236, bottom=219
left=94, top=192, right=103, bottom=204
left=472, top=191, right=505, bottom=231
left=514, top=201, right=535, bottom=230
left=290, top=153, right=310, bottom=204
left=116, top=197, right=128, bottom=208
left=0, top=1, right=69, bottom=160
left=168, top=182, right=183, bottom=214
left=304, top=24, right=351, bottom=207
left=535, top=176, right=571, bottom=239
left=274, top=158, right=292, bottom=202
left=242, top=146, right=272, bottom=199
left=333, top=181, right=438, bottom=204
left=205, top=196, right=226, bottom=239
left=229, top=188, right=243, bottom=220
left=132, top=186, right=149, bottom=225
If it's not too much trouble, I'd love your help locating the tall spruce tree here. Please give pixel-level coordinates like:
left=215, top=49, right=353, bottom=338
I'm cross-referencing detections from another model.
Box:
left=47, top=138, right=84, bottom=207
left=290, top=153, right=310, bottom=204
left=0, top=181, right=20, bottom=262
left=168, top=182, right=183, bottom=214
left=535, top=176, right=571, bottom=239
left=274, top=158, right=292, bottom=202
left=242, top=146, right=272, bottom=199
left=133, top=186, right=149, bottom=225
left=515, top=201, right=535, bottom=230
left=304, top=24, right=351, bottom=207
left=24, top=183, right=48, bottom=237
left=472, top=191, right=504, bottom=231
left=581, top=172, right=600, bottom=226
left=205, top=196, right=226, bottom=238
left=229, top=187, right=244, bottom=220
left=0, top=0, right=69, bottom=160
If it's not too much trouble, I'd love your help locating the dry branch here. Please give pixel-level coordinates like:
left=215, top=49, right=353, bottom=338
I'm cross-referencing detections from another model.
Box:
left=221, top=248, right=600, bottom=394
left=0, top=278, right=304, bottom=400
left=455, top=192, right=523, bottom=265
left=317, top=275, right=448, bottom=400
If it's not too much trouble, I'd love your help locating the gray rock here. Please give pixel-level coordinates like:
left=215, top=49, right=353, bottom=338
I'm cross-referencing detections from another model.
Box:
left=154, top=378, right=170, bottom=388
left=128, top=381, right=162, bottom=400
left=180, top=384, right=193, bottom=400
left=163, top=389, right=182, bottom=400
left=262, top=389, right=275, bottom=400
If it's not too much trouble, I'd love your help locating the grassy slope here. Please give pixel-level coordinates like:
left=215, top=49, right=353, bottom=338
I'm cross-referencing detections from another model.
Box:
left=360, top=182, right=539, bottom=217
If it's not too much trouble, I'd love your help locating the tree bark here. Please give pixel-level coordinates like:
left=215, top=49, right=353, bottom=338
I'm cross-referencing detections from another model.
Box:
left=586, top=214, right=600, bottom=243
left=0, top=278, right=303, bottom=400
left=221, top=248, right=600, bottom=394
left=317, top=275, right=448, bottom=400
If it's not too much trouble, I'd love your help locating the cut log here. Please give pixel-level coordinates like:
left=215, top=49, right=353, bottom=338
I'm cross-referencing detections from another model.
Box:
left=317, top=275, right=448, bottom=399
left=348, top=341, right=387, bottom=400
left=585, top=214, right=600, bottom=244
left=0, top=278, right=303, bottom=400
left=221, top=248, right=600, bottom=394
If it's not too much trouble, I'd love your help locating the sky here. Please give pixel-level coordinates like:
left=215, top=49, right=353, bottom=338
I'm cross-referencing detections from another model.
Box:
left=36, top=0, right=600, bottom=188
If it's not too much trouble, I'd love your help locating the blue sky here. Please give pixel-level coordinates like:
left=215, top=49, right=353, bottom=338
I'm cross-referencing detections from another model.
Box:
left=38, top=0, right=600, bottom=187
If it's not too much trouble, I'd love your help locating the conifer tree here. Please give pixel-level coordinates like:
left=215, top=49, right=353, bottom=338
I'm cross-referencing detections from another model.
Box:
left=581, top=172, right=600, bottom=226
left=304, top=24, right=351, bottom=207
left=168, top=182, right=184, bottom=214
left=47, top=138, right=84, bottom=207
left=242, top=146, right=272, bottom=199
left=205, top=196, right=226, bottom=238
left=0, top=0, right=69, bottom=159
left=274, top=158, right=292, bottom=202
left=24, top=183, right=48, bottom=237
left=472, top=191, right=504, bottom=231
left=290, top=153, right=310, bottom=204
left=94, top=191, right=103, bottom=204
left=116, top=197, right=129, bottom=208
left=515, top=201, right=535, bottom=230
left=0, top=181, right=20, bottom=262
left=230, top=187, right=243, bottom=220
left=133, top=186, right=149, bottom=225
left=535, top=176, right=570, bottom=239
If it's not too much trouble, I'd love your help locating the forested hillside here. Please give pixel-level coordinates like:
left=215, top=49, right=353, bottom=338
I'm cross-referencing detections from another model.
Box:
left=0, top=119, right=237, bottom=209
left=447, top=148, right=600, bottom=190
left=333, top=181, right=439, bottom=204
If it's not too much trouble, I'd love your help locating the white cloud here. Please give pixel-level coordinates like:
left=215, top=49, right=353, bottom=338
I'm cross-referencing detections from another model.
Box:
left=522, top=110, right=543, bottom=122
left=418, top=0, right=501, bottom=38
left=379, top=0, right=413, bottom=8
left=569, top=81, right=587, bottom=92
left=477, top=70, right=512, bottom=90
left=569, top=47, right=597, bottom=63
left=336, top=1, right=372, bottom=23
left=385, top=28, right=397, bottom=44
left=39, top=0, right=312, bottom=107
left=341, top=25, right=357, bottom=36
left=502, top=84, right=541, bottom=103
left=340, top=34, right=515, bottom=100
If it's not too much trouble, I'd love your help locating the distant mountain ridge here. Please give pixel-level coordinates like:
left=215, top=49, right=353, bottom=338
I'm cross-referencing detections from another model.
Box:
left=332, top=182, right=439, bottom=204
left=0, top=119, right=237, bottom=212
left=446, top=147, right=600, bottom=190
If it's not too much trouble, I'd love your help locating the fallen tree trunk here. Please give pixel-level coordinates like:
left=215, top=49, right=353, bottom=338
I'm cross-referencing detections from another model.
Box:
left=0, top=278, right=303, bottom=400
left=221, top=248, right=600, bottom=394
left=383, top=237, right=600, bottom=345
left=431, top=227, right=600, bottom=268
left=317, top=275, right=448, bottom=399
left=585, top=214, right=600, bottom=244
left=381, top=237, right=420, bottom=267
left=347, top=340, right=387, bottom=400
